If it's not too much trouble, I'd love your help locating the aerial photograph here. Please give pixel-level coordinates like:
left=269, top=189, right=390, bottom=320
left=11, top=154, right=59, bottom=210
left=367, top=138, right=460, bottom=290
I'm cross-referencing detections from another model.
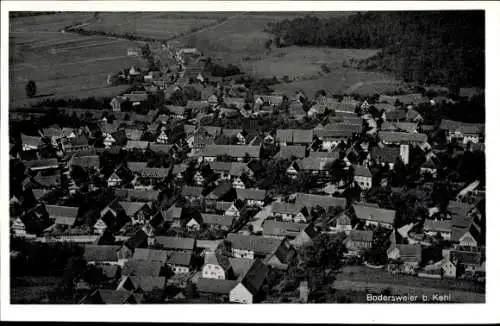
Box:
left=8, top=10, right=485, bottom=304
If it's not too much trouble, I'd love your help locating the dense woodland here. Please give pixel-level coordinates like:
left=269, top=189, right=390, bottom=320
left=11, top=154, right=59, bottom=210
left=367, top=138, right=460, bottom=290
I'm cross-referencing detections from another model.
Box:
left=267, top=11, right=485, bottom=88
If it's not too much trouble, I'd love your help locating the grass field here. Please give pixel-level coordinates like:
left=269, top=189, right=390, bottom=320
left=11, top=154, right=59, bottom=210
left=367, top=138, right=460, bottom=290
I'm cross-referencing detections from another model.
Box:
left=333, top=265, right=485, bottom=303
left=10, top=276, right=61, bottom=304
left=9, top=13, right=143, bottom=108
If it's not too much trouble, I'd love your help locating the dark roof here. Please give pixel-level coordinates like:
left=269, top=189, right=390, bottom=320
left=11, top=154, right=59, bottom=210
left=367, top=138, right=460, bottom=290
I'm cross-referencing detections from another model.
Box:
left=201, top=213, right=234, bottom=227
left=70, top=155, right=100, bottom=169
left=239, top=259, right=268, bottom=295
left=262, top=220, right=308, bottom=238
left=229, top=257, right=254, bottom=277
left=378, top=131, right=427, bottom=144
left=297, top=157, right=334, bottom=171
left=132, top=248, right=169, bottom=263
left=395, top=244, right=422, bottom=262
left=83, top=244, right=120, bottom=262
left=423, top=219, right=452, bottom=233
left=207, top=182, right=233, bottom=200
left=227, top=233, right=283, bottom=256
left=450, top=250, right=482, bottom=266
left=122, top=259, right=164, bottom=276
left=115, top=188, right=159, bottom=202
left=23, top=158, right=59, bottom=170
left=276, top=129, right=313, bottom=144
left=91, top=289, right=136, bottom=304
left=45, top=205, right=79, bottom=219
left=370, top=146, right=401, bottom=164
left=128, top=276, right=166, bottom=292
left=274, top=145, right=306, bottom=159
left=155, top=236, right=195, bottom=251
left=271, top=202, right=302, bottom=215
left=308, top=151, right=340, bottom=159
left=167, top=251, right=192, bottom=266
left=198, top=145, right=261, bottom=158
left=295, top=193, right=347, bottom=209
left=353, top=204, right=396, bottom=225
left=236, top=188, right=266, bottom=201
left=196, top=278, right=237, bottom=294
left=353, top=165, right=372, bottom=178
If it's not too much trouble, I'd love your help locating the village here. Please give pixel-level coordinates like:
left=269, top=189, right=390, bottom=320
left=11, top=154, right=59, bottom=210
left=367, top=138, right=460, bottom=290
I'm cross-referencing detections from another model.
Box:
left=9, top=40, right=486, bottom=304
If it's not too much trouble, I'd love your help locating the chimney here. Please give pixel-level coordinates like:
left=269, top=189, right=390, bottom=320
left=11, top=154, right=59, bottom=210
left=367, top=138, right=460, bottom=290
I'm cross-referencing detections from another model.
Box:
left=399, top=144, right=409, bottom=165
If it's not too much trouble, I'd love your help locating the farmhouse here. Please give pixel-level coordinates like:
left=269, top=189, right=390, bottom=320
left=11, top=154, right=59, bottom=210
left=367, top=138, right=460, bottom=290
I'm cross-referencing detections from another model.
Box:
left=353, top=204, right=396, bottom=229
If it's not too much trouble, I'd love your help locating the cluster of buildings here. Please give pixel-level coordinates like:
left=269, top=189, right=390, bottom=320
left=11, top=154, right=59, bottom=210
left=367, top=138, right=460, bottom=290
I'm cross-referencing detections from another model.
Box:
left=9, top=45, right=486, bottom=303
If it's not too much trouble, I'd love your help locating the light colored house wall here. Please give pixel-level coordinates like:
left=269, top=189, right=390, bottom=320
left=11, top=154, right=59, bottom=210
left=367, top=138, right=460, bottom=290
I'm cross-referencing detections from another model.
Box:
left=232, top=248, right=254, bottom=259
left=229, top=283, right=253, bottom=304
left=202, top=264, right=226, bottom=280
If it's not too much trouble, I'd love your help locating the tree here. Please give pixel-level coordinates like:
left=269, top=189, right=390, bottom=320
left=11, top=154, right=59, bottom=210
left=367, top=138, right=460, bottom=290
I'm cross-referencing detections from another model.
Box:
left=265, top=39, right=273, bottom=52
left=25, top=80, right=37, bottom=98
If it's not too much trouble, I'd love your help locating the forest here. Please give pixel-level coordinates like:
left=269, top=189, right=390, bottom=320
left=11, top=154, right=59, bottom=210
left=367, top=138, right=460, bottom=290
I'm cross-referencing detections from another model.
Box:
left=266, top=11, right=485, bottom=88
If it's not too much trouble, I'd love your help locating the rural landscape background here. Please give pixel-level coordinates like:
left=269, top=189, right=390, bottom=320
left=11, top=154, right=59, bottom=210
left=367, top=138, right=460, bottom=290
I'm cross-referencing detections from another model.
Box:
left=8, top=11, right=486, bottom=305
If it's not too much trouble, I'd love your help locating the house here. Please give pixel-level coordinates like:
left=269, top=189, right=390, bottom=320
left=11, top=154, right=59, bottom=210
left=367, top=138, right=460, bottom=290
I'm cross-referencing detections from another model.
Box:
left=23, top=158, right=60, bottom=173
left=353, top=204, right=396, bottom=229
left=193, top=171, right=205, bottom=186
left=274, top=145, right=306, bottom=160
left=370, top=146, right=406, bottom=169
left=307, top=103, right=328, bottom=117
left=149, top=144, right=173, bottom=155
left=167, top=251, right=193, bottom=274
left=253, top=94, right=283, bottom=108
left=387, top=244, right=422, bottom=273
left=123, top=140, right=150, bottom=151
left=21, top=133, right=42, bottom=151
left=295, top=193, right=347, bottom=210
left=187, top=213, right=234, bottom=231
left=423, top=219, right=452, bottom=240
left=344, top=230, right=373, bottom=255
left=289, top=157, right=334, bottom=178
left=276, top=129, right=313, bottom=146
left=221, top=129, right=248, bottom=145
left=156, top=130, right=169, bottom=144
left=288, top=100, right=306, bottom=119
left=69, top=154, right=100, bottom=171
left=378, top=131, right=428, bottom=146
left=115, top=188, right=159, bottom=202
left=332, top=212, right=352, bottom=234
left=83, top=244, right=121, bottom=265
left=11, top=217, right=27, bottom=237
left=271, top=202, right=309, bottom=223
left=216, top=201, right=241, bottom=218
left=202, top=251, right=233, bottom=280
left=44, top=205, right=79, bottom=226
left=236, top=188, right=266, bottom=207
left=151, top=204, right=182, bottom=229
left=116, top=276, right=166, bottom=293
left=80, top=289, right=138, bottom=304
left=131, top=248, right=169, bottom=264
left=197, top=145, right=261, bottom=162
left=181, top=186, right=204, bottom=203
left=448, top=250, right=484, bottom=280
left=439, top=119, right=484, bottom=145
left=122, top=259, right=164, bottom=276
left=107, top=165, right=134, bottom=187
left=206, top=182, right=234, bottom=206
left=118, top=201, right=152, bottom=224
left=353, top=165, right=372, bottom=190
left=197, top=278, right=238, bottom=301
left=262, top=220, right=309, bottom=240
left=223, top=97, right=246, bottom=110
left=229, top=259, right=269, bottom=304
left=154, top=236, right=195, bottom=252
left=226, top=233, right=290, bottom=262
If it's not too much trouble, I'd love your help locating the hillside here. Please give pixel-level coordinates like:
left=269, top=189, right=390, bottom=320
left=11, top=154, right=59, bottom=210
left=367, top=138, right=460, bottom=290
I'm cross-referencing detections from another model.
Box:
left=266, top=11, right=485, bottom=89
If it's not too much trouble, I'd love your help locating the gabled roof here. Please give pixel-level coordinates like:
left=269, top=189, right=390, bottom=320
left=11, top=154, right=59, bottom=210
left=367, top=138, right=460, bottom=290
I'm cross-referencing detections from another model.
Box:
left=155, top=236, right=195, bottom=251
left=394, top=244, right=422, bottom=263
left=295, top=193, right=347, bottom=209
left=439, top=119, right=484, bottom=135
left=160, top=205, right=182, bottom=222
left=198, top=145, right=261, bottom=158
left=262, top=220, right=308, bottom=238
left=239, top=259, right=268, bottom=295
left=227, top=233, right=283, bottom=256
left=45, top=205, right=79, bottom=220
left=276, top=129, right=313, bottom=144
left=148, top=144, right=173, bottom=154
left=115, top=188, right=159, bottom=202
left=229, top=257, right=254, bottom=277
left=118, top=201, right=148, bottom=217
left=21, top=133, right=41, bottom=147
left=423, top=219, right=452, bottom=233
left=89, top=289, right=136, bottom=304
left=167, top=251, right=192, bottom=266
left=308, top=151, right=340, bottom=159
left=122, top=259, right=164, bottom=276
left=236, top=188, right=266, bottom=201
left=127, top=276, right=166, bottom=292
left=353, top=204, right=396, bottom=225
left=196, top=278, right=237, bottom=294
left=274, top=145, right=306, bottom=159
left=370, top=146, right=401, bottom=164
left=354, top=165, right=372, bottom=178
left=297, top=157, right=334, bottom=171
left=207, top=182, right=233, bottom=200
left=23, top=158, right=59, bottom=170
left=272, top=202, right=303, bottom=215
left=70, top=155, right=100, bottom=169
left=132, top=248, right=169, bottom=263
left=449, top=250, right=482, bottom=266
left=124, top=140, right=150, bottom=150
left=32, top=174, right=61, bottom=188
left=201, top=213, right=234, bottom=227
left=378, top=131, right=428, bottom=144
left=83, top=244, right=120, bottom=262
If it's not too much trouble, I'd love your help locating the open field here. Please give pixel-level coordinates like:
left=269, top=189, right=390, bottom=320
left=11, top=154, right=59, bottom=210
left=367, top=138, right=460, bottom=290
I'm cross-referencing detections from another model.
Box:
left=333, top=265, right=485, bottom=303
left=9, top=13, right=143, bottom=108
left=81, top=12, right=226, bottom=40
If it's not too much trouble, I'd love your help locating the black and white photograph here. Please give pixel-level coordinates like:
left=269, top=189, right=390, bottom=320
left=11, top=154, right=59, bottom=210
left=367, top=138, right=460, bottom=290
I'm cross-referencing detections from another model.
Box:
left=1, top=0, right=499, bottom=323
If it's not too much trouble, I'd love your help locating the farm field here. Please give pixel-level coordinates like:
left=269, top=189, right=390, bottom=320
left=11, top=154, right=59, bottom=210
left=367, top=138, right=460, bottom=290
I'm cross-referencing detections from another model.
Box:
left=333, top=265, right=485, bottom=303
left=9, top=13, right=143, bottom=108
left=80, top=12, right=227, bottom=40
